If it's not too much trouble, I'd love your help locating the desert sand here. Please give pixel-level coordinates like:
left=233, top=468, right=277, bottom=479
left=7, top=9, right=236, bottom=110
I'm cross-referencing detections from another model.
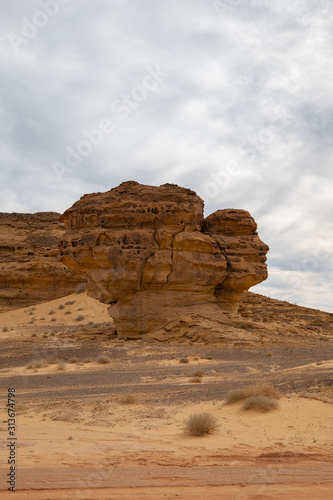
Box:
left=0, top=292, right=332, bottom=499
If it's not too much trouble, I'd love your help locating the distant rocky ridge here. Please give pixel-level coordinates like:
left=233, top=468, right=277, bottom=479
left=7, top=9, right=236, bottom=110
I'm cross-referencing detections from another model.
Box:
left=59, top=181, right=269, bottom=339
left=0, top=212, right=83, bottom=312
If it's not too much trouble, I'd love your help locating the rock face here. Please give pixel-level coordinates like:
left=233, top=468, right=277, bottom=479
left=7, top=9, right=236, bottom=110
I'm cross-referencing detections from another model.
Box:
left=59, top=181, right=269, bottom=340
left=0, top=212, right=84, bottom=312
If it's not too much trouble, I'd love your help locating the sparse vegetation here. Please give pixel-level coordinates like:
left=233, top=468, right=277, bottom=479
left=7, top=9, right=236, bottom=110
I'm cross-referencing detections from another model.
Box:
left=189, top=376, right=202, bottom=383
left=58, top=304, right=65, bottom=310
left=119, top=392, right=138, bottom=405
left=75, top=283, right=86, bottom=294
left=51, top=317, right=57, bottom=322
left=193, top=370, right=204, bottom=377
left=65, top=300, right=76, bottom=306
left=29, top=311, right=34, bottom=315
left=242, top=395, right=279, bottom=411
left=206, top=356, right=213, bottom=360
left=183, top=412, right=218, bottom=436
left=26, top=359, right=48, bottom=370
left=57, top=361, right=66, bottom=371
left=69, top=357, right=78, bottom=363
left=65, top=311, right=71, bottom=315
left=179, top=357, right=189, bottom=364
left=75, top=315, right=85, bottom=322
left=28, top=320, right=34, bottom=324
left=48, top=310, right=55, bottom=315
left=83, top=357, right=92, bottom=363
left=97, top=355, right=111, bottom=364
left=225, top=383, right=281, bottom=404
left=3, top=326, right=8, bottom=332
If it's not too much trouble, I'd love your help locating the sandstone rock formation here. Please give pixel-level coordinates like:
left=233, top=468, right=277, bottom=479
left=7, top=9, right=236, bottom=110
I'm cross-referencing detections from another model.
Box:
left=59, top=181, right=269, bottom=340
left=0, top=212, right=84, bottom=312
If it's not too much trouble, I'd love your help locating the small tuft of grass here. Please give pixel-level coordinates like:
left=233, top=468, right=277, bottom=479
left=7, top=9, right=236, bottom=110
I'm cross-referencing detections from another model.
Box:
left=75, top=315, right=85, bottom=322
left=193, top=370, right=204, bottom=378
left=2, top=326, right=8, bottom=332
left=58, top=304, right=65, bottom=310
left=51, top=317, right=57, bottom=322
left=48, top=310, right=55, bottom=315
left=179, top=357, right=189, bottom=364
left=75, top=283, right=86, bottom=294
left=206, top=356, right=213, bottom=360
left=83, top=357, right=92, bottom=363
left=242, top=395, right=279, bottom=411
left=183, top=412, right=218, bottom=436
left=29, top=311, right=34, bottom=315
left=65, top=310, right=71, bottom=315
left=65, top=300, right=76, bottom=306
left=57, top=361, right=66, bottom=371
left=69, top=357, right=78, bottom=364
left=119, top=393, right=138, bottom=405
left=26, top=359, right=48, bottom=370
left=28, top=320, right=34, bottom=324
left=96, top=355, right=111, bottom=364
left=225, top=383, right=281, bottom=404
left=189, top=376, right=202, bottom=383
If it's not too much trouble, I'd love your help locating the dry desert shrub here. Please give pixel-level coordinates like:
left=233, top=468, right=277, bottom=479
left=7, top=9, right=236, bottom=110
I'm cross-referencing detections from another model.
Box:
left=83, top=357, right=92, bottom=363
left=65, top=311, right=71, bottom=315
left=75, top=315, right=85, bottom=322
left=51, top=317, right=57, bottom=322
left=26, top=359, right=48, bottom=370
left=69, top=357, right=78, bottom=363
left=58, top=304, right=65, bottom=310
left=65, top=300, right=76, bottom=306
left=97, top=355, right=111, bottom=364
left=57, top=361, right=66, bottom=371
left=48, top=310, right=55, bottom=315
left=179, top=357, right=189, bottom=364
left=119, top=392, right=138, bottom=405
left=2, top=326, right=8, bottom=332
left=242, top=395, right=279, bottom=411
left=189, top=376, right=202, bottom=383
left=183, top=412, right=218, bottom=436
left=75, top=283, right=86, bottom=294
left=225, top=383, right=281, bottom=404
left=193, top=370, right=204, bottom=377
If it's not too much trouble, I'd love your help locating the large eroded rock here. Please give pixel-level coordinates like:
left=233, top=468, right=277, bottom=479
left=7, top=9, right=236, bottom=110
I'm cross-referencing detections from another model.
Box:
left=0, top=212, right=84, bottom=312
left=59, top=181, right=269, bottom=340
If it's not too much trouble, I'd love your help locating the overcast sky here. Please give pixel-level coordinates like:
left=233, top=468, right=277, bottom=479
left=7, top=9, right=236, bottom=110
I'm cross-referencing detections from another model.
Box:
left=1, top=0, right=332, bottom=312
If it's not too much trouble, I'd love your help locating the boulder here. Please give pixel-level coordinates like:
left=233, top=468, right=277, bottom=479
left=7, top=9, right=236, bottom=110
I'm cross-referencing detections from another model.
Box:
left=59, top=181, right=269, bottom=339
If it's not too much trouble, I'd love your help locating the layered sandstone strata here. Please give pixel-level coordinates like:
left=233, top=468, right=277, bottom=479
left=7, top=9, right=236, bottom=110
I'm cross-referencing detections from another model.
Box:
left=0, top=212, right=83, bottom=311
left=59, top=181, right=269, bottom=339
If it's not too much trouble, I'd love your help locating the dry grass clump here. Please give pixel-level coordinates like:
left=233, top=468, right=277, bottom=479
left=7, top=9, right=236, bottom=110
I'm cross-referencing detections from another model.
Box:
left=83, top=357, right=92, bottom=363
left=193, top=370, right=204, bottom=377
left=26, top=359, right=48, bottom=370
left=48, top=310, right=55, bottom=315
left=225, top=383, right=281, bottom=404
left=75, top=315, right=85, bottom=322
left=58, top=304, right=65, bottom=310
left=242, top=395, right=279, bottom=411
left=57, top=361, right=66, bottom=371
left=65, top=310, right=71, bottom=315
left=65, top=300, right=76, bottom=306
left=69, top=357, right=78, bottom=364
left=189, top=376, right=202, bottom=383
left=179, top=357, right=189, bottom=364
left=97, top=355, right=111, bottom=364
left=75, top=283, right=86, bottom=294
left=183, top=412, right=218, bottom=436
left=119, top=392, right=138, bottom=405
left=51, top=317, right=57, bottom=322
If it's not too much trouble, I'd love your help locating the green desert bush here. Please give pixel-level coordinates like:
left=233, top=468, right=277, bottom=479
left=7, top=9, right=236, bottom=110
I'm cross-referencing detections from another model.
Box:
left=242, top=395, right=279, bottom=411
left=183, top=412, right=218, bottom=436
left=225, top=383, right=281, bottom=404
left=119, top=392, right=138, bottom=405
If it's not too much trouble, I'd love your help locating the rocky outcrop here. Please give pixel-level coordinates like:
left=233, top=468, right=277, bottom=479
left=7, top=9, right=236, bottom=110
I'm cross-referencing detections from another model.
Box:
left=0, top=212, right=84, bottom=312
left=59, top=181, right=269, bottom=340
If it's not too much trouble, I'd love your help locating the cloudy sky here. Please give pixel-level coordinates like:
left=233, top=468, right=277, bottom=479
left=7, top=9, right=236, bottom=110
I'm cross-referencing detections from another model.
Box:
left=1, top=0, right=332, bottom=312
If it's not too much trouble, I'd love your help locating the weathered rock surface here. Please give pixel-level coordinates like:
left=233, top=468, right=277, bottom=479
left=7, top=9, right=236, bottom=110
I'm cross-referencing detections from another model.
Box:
left=59, top=181, right=269, bottom=339
left=0, top=212, right=83, bottom=312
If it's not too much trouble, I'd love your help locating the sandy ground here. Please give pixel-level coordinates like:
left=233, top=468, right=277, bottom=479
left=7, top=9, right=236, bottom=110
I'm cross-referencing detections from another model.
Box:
left=0, top=293, right=332, bottom=499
